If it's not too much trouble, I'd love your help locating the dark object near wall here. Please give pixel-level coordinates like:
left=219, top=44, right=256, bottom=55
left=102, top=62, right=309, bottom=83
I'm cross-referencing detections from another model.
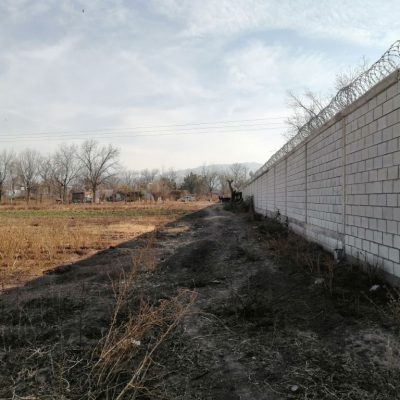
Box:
left=219, top=196, right=231, bottom=203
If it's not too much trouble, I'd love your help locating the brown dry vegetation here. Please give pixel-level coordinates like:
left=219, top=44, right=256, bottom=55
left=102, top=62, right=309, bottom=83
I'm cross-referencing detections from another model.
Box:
left=0, top=202, right=207, bottom=399
left=3, top=202, right=400, bottom=399
left=0, top=202, right=206, bottom=290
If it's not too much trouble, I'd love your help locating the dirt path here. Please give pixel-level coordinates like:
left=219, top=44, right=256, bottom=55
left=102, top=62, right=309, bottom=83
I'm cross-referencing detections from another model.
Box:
left=154, top=205, right=280, bottom=399
left=145, top=205, right=400, bottom=399
left=1, top=204, right=400, bottom=399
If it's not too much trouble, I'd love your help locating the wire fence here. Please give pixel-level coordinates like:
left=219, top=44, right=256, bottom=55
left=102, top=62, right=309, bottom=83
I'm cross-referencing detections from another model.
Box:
left=250, top=40, right=400, bottom=182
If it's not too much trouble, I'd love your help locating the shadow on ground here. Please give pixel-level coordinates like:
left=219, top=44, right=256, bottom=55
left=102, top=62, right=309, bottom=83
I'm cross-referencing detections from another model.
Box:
left=1, top=204, right=400, bottom=400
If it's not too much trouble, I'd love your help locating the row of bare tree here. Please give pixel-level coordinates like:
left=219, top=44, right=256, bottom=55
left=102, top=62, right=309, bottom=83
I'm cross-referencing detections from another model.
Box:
left=117, top=163, right=250, bottom=201
left=180, top=164, right=250, bottom=200
left=0, top=140, right=119, bottom=203
left=0, top=139, right=250, bottom=203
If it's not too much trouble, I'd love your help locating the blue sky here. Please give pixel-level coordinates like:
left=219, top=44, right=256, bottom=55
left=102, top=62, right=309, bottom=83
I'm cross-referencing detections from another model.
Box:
left=1, top=0, right=399, bottom=169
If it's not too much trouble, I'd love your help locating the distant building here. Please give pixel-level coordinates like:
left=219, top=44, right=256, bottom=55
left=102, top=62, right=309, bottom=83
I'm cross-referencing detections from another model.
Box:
left=71, top=191, right=93, bottom=203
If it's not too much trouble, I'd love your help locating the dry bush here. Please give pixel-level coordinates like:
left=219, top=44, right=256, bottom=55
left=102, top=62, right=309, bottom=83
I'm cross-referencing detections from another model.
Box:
left=386, top=289, right=400, bottom=325
left=260, top=224, right=330, bottom=271
left=256, top=217, right=342, bottom=294
left=90, top=290, right=196, bottom=399
left=89, top=240, right=197, bottom=399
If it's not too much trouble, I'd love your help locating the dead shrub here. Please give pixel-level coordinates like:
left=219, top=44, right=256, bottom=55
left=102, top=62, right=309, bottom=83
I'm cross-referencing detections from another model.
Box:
left=87, top=240, right=197, bottom=399
left=257, top=218, right=288, bottom=239
left=387, top=289, right=400, bottom=325
left=257, top=216, right=340, bottom=293
left=89, top=289, right=196, bottom=399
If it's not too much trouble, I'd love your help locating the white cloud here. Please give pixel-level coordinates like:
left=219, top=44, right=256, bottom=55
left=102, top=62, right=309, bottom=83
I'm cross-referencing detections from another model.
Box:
left=224, top=42, right=339, bottom=94
left=153, top=0, right=400, bottom=46
left=0, top=1, right=399, bottom=170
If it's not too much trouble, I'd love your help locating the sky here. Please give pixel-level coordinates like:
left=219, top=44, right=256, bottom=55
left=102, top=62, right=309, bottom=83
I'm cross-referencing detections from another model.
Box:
left=1, top=0, right=400, bottom=171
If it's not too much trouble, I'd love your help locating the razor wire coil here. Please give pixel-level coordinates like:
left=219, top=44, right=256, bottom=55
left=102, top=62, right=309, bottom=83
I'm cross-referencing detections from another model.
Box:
left=250, top=40, right=400, bottom=182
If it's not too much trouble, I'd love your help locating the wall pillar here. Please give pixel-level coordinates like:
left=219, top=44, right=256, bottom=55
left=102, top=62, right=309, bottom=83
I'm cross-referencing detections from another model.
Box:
left=305, top=142, right=308, bottom=225
left=273, top=166, right=276, bottom=212
left=341, top=115, right=347, bottom=251
left=285, top=157, right=288, bottom=217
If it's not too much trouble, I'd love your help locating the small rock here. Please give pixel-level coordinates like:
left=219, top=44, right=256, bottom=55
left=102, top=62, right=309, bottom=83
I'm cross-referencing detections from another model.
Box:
left=290, top=385, right=299, bottom=392
left=314, top=278, right=324, bottom=285
left=369, top=284, right=380, bottom=292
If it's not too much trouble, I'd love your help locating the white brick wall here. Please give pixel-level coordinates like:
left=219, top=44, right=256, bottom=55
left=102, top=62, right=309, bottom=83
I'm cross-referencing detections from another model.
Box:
left=287, top=144, right=306, bottom=223
left=275, top=159, right=286, bottom=216
left=266, top=166, right=275, bottom=214
left=307, top=121, right=343, bottom=239
left=244, top=71, right=400, bottom=281
left=344, top=79, right=400, bottom=277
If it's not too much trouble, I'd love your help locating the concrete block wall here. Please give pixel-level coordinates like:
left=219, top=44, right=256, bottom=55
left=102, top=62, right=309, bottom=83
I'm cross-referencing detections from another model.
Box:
left=254, top=178, right=260, bottom=211
left=253, top=174, right=261, bottom=211
left=275, top=159, right=287, bottom=216
left=306, top=120, right=344, bottom=250
left=286, top=144, right=306, bottom=232
left=344, top=78, right=400, bottom=277
left=266, top=166, right=275, bottom=214
left=244, top=69, right=400, bottom=281
left=261, top=170, right=268, bottom=212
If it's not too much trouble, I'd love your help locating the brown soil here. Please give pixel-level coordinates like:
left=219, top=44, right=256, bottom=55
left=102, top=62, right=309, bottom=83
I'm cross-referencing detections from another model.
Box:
left=1, top=205, right=400, bottom=399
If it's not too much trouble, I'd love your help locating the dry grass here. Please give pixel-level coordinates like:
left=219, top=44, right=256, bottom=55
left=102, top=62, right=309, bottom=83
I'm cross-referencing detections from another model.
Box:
left=91, top=290, right=196, bottom=399
left=0, top=201, right=207, bottom=290
left=256, top=218, right=336, bottom=290
left=215, top=211, right=400, bottom=399
left=0, top=206, right=200, bottom=399
left=87, top=239, right=197, bottom=400
left=254, top=215, right=386, bottom=296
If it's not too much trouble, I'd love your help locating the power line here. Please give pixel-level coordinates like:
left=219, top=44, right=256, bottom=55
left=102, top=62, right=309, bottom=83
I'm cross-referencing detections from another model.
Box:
left=0, top=117, right=286, bottom=139
left=0, top=125, right=285, bottom=143
left=0, top=123, right=286, bottom=140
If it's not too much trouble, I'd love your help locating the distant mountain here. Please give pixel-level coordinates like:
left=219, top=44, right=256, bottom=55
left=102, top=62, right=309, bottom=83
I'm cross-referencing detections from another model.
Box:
left=175, top=162, right=262, bottom=180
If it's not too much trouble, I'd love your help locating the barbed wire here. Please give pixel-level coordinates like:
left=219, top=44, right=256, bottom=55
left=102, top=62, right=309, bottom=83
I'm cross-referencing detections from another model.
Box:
left=249, top=40, right=400, bottom=183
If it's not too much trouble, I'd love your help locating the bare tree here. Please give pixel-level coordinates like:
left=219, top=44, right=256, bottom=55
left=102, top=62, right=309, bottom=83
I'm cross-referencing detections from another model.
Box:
left=201, top=166, right=218, bottom=201
left=8, top=160, right=19, bottom=203
left=224, top=163, right=249, bottom=200
left=285, top=57, right=370, bottom=140
left=78, top=140, right=120, bottom=203
left=218, top=172, right=230, bottom=196
left=120, top=170, right=139, bottom=190
left=165, top=167, right=177, bottom=187
left=0, top=150, right=14, bottom=202
left=140, top=168, right=159, bottom=189
left=159, top=167, right=177, bottom=195
left=18, top=149, right=42, bottom=203
left=228, top=163, right=248, bottom=191
left=38, top=155, right=54, bottom=201
left=334, top=56, right=370, bottom=91
left=117, top=170, right=139, bottom=201
left=285, top=90, right=326, bottom=139
left=52, top=144, right=81, bottom=203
